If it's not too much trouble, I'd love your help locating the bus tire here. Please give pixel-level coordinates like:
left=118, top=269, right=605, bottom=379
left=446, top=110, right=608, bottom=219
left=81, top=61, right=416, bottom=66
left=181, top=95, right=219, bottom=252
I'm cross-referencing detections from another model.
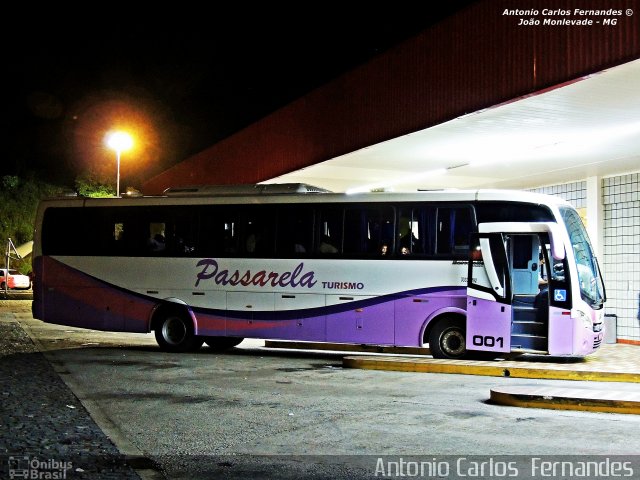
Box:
left=204, top=337, right=244, bottom=352
left=154, top=309, right=203, bottom=353
left=428, top=317, right=468, bottom=360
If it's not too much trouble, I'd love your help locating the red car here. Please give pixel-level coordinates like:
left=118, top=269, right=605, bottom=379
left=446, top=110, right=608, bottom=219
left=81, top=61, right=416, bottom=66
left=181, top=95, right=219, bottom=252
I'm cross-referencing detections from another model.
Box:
left=0, top=268, right=32, bottom=290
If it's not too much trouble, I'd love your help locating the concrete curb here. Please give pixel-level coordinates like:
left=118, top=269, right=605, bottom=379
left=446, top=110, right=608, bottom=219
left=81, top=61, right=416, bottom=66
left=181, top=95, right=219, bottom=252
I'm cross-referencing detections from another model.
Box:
left=341, top=355, right=640, bottom=383
left=489, top=386, right=640, bottom=414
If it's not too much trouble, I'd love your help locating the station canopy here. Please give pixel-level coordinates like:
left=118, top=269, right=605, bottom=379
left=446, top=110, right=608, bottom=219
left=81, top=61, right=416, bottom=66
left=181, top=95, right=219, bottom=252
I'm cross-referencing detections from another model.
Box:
left=265, top=59, right=640, bottom=193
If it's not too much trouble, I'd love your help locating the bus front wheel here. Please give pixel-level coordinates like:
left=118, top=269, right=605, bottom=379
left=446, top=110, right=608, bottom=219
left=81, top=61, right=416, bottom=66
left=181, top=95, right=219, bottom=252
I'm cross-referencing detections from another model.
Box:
left=428, top=317, right=467, bottom=360
left=154, top=310, right=203, bottom=353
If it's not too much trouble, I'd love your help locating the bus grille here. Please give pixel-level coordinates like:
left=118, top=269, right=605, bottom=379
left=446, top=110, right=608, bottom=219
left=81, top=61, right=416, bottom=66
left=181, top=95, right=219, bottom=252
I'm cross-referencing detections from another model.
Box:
left=593, top=337, right=602, bottom=349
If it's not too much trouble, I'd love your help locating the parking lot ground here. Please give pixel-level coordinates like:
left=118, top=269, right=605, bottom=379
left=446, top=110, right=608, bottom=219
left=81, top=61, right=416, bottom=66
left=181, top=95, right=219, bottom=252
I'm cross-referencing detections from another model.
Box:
left=266, top=339, right=640, bottom=414
left=5, top=301, right=640, bottom=479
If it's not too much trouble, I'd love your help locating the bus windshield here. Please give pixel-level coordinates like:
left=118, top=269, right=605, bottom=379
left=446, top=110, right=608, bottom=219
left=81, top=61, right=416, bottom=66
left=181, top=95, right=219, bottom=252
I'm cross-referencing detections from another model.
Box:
left=559, top=207, right=605, bottom=308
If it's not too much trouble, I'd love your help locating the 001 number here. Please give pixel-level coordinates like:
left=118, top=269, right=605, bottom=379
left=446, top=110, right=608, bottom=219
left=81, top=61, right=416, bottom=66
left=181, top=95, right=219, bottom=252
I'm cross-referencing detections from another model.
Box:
left=472, top=335, right=504, bottom=348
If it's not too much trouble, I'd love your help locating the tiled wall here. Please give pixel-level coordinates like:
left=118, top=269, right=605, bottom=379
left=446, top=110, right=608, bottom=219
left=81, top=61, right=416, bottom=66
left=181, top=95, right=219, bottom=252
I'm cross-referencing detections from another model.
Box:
left=529, top=181, right=587, bottom=209
left=530, top=175, right=640, bottom=343
left=602, top=173, right=640, bottom=342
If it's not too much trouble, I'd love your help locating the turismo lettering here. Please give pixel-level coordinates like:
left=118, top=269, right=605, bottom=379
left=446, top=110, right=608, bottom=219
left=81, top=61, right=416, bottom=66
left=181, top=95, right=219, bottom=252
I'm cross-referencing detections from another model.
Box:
left=195, top=259, right=317, bottom=288
left=322, top=282, right=365, bottom=290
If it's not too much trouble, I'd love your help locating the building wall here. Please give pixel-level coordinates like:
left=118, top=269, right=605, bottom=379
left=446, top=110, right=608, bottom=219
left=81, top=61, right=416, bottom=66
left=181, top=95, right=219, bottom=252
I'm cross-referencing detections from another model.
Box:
left=602, top=173, right=640, bottom=344
left=529, top=181, right=587, bottom=210
left=531, top=173, right=640, bottom=344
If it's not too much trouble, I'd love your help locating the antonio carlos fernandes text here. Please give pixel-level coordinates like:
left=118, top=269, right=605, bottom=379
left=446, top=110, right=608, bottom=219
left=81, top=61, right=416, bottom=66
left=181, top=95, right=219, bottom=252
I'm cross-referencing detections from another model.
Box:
left=373, top=457, right=634, bottom=477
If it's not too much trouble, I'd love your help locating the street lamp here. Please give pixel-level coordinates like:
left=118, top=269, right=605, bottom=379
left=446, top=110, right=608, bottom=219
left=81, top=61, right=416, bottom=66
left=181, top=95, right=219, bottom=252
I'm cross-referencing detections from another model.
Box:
left=106, top=131, right=133, bottom=197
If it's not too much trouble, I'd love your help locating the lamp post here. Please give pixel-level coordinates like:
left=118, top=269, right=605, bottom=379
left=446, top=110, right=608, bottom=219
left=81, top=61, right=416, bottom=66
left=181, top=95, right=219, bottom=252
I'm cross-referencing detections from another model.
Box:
left=106, top=131, right=133, bottom=197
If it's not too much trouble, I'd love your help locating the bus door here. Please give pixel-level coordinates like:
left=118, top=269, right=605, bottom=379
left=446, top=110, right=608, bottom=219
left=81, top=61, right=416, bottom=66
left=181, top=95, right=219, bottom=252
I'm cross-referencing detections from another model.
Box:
left=507, top=233, right=549, bottom=352
left=472, top=222, right=567, bottom=353
left=466, top=233, right=512, bottom=353
left=508, top=234, right=541, bottom=295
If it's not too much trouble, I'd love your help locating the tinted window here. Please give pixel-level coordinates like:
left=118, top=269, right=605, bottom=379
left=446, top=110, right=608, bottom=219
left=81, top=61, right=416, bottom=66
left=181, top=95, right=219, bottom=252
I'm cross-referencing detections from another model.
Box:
left=397, top=206, right=435, bottom=255
left=42, top=201, right=483, bottom=260
left=241, top=207, right=275, bottom=256
left=317, top=207, right=342, bottom=254
left=436, top=207, right=473, bottom=256
left=475, top=202, right=554, bottom=223
left=199, top=206, right=239, bottom=256
left=344, top=206, right=394, bottom=256
left=276, top=207, right=314, bottom=256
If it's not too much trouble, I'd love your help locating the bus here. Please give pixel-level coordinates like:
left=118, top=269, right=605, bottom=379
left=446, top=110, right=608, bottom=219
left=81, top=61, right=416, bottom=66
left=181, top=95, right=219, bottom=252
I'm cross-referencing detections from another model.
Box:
left=31, top=183, right=606, bottom=359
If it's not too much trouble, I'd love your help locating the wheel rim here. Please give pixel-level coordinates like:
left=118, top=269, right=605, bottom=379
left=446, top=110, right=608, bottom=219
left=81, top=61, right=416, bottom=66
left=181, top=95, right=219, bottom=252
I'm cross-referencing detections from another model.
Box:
left=441, top=328, right=466, bottom=357
left=162, top=316, right=187, bottom=345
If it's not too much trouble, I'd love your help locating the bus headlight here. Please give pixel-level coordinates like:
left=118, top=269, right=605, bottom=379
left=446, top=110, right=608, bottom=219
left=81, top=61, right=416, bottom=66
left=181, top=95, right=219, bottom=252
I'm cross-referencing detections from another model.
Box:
left=574, top=309, right=591, bottom=329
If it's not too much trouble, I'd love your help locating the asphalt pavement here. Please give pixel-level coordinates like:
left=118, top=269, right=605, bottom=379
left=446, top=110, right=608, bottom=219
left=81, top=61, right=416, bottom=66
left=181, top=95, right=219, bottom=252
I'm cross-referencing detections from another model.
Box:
left=3, top=299, right=640, bottom=480
left=0, top=300, right=142, bottom=479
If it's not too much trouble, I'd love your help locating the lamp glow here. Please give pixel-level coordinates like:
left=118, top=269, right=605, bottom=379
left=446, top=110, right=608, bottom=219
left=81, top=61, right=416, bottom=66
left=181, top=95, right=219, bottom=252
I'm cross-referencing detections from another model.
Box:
left=106, top=131, right=133, bottom=197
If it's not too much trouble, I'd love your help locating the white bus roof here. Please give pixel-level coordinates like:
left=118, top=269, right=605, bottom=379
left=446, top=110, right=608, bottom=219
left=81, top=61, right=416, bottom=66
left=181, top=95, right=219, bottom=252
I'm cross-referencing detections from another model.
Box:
left=164, top=183, right=332, bottom=196
left=39, top=183, right=572, bottom=208
left=164, top=183, right=567, bottom=204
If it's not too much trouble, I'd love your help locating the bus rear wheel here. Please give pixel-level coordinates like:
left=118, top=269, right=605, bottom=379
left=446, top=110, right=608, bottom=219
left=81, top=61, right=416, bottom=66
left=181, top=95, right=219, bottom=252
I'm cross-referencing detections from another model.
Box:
left=428, top=317, right=468, bottom=359
left=154, top=310, right=203, bottom=353
left=204, top=337, right=244, bottom=352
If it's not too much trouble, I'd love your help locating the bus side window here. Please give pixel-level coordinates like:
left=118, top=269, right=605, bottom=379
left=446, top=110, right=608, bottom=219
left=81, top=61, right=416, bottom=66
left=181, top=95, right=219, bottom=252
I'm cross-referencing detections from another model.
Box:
left=317, top=208, right=342, bottom=254
left=147, top=222, right=166, bottom=253
left=452, top=208, right=472, bottom=254
left=397, top=207, right=433, bottom=256
left=377, top=211, right=394, bottom=256
left=165, top=215, right=196, bottom=256
left=43, top=207, right=93, bottom=256
left=343, top=209, right=362, bottom=254
left=87, top=208, right=117, bottom=256
left=436, top=207, right=473, bottom=256
left=199, top=207, right=239, bottom=256
left=242, top=208, right=275, bottom=256
left=344, top=206, right=393, bottom=256
left=379, top=219, right=394, bottom=256
left=124, top=212, right=155, bottom=256
left=276, top=207, right=314, bottom=256
left=111, top=220, right=127, bottom=255
left=396, top=206, right=436, bottom=256
left=396, top=213, right=415, bottom=255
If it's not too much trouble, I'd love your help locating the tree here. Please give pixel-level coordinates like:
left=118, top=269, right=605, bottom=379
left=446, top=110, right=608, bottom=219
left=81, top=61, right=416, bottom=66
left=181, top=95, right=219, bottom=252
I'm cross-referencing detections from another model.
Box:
left=74, top=172, right=115, bottom=197
left=0, top=174, right=64, bottom=274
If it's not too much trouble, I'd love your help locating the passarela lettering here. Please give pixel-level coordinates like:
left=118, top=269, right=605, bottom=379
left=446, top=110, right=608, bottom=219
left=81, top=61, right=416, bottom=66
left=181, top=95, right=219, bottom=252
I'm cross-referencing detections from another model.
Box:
left=195, top=259, right=317, bottom=288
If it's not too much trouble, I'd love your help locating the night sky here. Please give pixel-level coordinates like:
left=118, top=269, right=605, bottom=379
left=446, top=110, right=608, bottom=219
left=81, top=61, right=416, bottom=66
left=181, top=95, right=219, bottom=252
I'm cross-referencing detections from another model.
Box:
left=4, top=3, right=477, bottom=189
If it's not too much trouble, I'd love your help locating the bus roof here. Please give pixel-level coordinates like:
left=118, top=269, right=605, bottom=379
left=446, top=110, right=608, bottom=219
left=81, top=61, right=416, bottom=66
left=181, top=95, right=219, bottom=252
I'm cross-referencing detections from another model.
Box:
left=38, top=183, right=572, bottom=208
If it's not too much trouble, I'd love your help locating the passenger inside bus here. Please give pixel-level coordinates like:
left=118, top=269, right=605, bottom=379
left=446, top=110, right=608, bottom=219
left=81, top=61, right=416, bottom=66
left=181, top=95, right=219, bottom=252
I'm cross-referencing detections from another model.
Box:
left=319, top=235, right=339, bottom=253
left=148, top=233, right=166, bottom=252
left=538, top=252, right=548, bottom=289
left=398, top=217, right=418, bottom=255
left=535, top=250, right=550, bottom=322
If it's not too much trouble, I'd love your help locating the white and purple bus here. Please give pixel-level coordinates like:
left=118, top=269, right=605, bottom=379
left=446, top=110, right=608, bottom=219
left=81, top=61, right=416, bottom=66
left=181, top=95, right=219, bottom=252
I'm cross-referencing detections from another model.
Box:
left=31, top=184, right=606, bottom=359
